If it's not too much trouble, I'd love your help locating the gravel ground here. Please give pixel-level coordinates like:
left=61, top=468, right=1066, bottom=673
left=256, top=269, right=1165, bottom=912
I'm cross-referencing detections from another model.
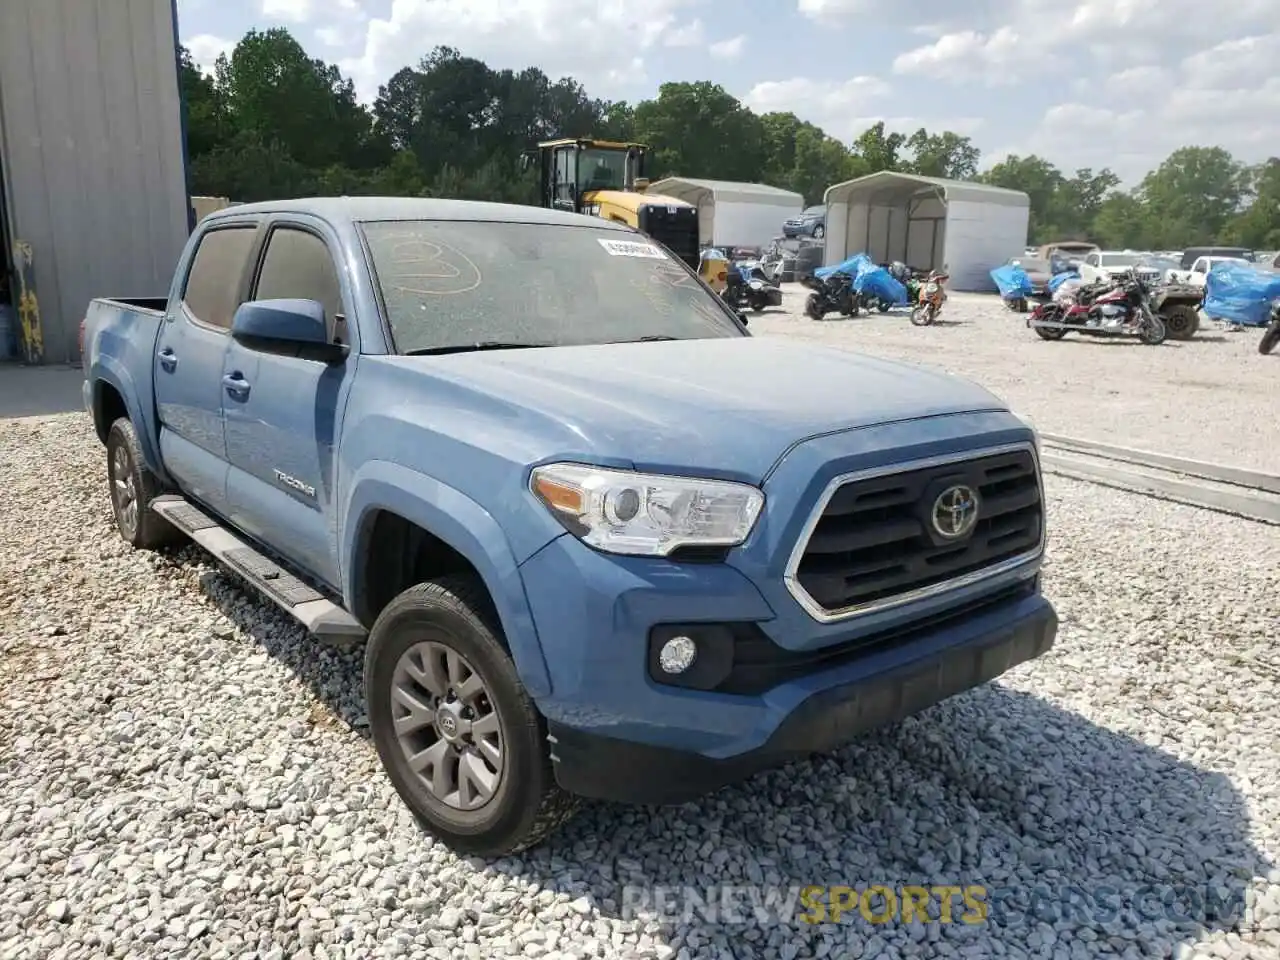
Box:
left=2, top=411, right=1279, bottom=960
left=749, top=288, right=1279, bottom=474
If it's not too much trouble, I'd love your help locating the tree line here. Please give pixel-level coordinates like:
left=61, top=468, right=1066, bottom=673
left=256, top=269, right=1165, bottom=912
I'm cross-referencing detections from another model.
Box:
left=181, top=28, right=1280, bottom=251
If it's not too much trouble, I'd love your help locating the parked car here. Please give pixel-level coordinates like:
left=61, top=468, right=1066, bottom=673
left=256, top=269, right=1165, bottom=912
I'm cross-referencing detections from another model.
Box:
left=782, top=205, right=825, bottom=240
left=81, top=196, right=1057, bottom=857
left=1165, top=254, right=1251, bottom=287
left=1178, top=246, right=1255, bottom=270
left=1078, top=250, right=1162, bottom=287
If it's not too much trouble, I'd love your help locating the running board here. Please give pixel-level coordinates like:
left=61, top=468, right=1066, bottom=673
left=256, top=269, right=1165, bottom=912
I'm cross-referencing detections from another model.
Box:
left=150, top=495, right=367, bottom=643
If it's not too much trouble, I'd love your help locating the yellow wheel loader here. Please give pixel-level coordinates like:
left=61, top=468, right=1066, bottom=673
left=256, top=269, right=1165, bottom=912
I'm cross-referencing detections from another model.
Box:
left=530, top=138, right=710, bottom=281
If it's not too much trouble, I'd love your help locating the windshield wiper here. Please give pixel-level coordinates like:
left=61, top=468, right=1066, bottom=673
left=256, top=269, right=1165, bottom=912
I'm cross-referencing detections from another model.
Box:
left=605, top=335, right=682, bottom=343
left=403, top=341, right=557, bottom=356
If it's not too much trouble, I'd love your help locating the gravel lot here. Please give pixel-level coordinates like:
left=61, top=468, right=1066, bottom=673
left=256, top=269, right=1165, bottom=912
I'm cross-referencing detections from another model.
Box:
left=751, top=288, right=1280, bottom=474
left=2, top=400, right=1278, bottom=959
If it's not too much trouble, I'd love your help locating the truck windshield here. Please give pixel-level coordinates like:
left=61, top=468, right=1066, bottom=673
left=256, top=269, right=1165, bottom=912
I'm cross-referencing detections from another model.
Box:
left=360, top=220, right=745, bottom=355
left=1100, top=253, right=1141, bottom=267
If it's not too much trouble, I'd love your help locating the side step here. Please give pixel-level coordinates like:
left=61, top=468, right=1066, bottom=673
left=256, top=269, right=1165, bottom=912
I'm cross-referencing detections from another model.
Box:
left=151, top=495, right=367, bottom=643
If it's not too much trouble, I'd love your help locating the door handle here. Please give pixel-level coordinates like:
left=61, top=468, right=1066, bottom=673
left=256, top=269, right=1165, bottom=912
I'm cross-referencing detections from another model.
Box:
left=157, top=347, right=177, bottom=372
left=221, top=372, right=251, bottom=400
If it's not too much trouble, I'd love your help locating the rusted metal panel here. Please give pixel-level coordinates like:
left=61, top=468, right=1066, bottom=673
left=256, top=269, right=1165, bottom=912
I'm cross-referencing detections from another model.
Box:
left=0, top=0, right=190, bottom=364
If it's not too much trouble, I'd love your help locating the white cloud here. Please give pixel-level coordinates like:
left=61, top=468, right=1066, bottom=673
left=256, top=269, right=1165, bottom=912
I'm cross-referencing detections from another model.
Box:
left=664, top=19, right=704, bottom=47
left=1002, top=33, right=1280, bottom=181
left=743, top=76, right=891, bottom=140
left=708, top=35, right=745, bottom=60
left=339, top=0, right=702, bottom=101
left=261, top=0, right=359, bottom=23
left=185, top=33, right=232, bottom=74
left=892, top=27, right=1040, bottom=85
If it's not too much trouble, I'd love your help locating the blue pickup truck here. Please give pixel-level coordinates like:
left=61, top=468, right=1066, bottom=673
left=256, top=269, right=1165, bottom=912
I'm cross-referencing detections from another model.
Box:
left=82, top=197, right=1057, bottom=855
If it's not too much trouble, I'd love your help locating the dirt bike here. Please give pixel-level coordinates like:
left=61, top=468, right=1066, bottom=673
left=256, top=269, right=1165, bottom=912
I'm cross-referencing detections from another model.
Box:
left=1028, top=270, right=1165, bottom=345
left=1261, top=298, right=1280, bottom=355
left=910, top=271, right=949, bottom=326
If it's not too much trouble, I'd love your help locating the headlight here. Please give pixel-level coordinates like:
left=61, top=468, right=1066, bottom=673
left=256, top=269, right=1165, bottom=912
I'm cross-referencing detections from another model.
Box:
left=530, top=463, right=764, bottom=557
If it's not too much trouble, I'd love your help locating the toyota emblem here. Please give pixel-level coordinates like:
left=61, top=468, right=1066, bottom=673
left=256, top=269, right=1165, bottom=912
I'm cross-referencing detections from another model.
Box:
left=931, top=484, right=980, bottom=539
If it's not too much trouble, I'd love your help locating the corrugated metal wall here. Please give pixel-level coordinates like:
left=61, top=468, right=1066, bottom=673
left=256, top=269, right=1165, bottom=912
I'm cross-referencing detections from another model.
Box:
left=0, top=0, right=190, bottom=364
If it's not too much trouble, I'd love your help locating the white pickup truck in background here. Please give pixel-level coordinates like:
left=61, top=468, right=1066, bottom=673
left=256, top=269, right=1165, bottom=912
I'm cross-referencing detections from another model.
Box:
left=1164, top=255, right=1250, bottom=286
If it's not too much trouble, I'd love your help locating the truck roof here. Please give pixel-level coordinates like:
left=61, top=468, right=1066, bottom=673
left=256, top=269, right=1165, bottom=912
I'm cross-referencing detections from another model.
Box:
left=203, top=196, right=634, bottom=230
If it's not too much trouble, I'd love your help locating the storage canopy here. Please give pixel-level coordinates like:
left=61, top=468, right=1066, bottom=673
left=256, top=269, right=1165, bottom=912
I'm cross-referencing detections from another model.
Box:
left=646, top=177, right=803, bottom=249
left=822, top=172, right=1030, bottom=292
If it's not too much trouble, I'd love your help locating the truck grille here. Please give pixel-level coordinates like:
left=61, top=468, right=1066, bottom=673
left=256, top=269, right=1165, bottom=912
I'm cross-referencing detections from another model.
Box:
left=788, top=446, right=1043, bottom=620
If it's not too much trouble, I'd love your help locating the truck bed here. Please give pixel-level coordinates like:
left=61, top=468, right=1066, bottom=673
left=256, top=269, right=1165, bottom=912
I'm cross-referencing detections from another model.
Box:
left=82, top=295, right=167, bottom=474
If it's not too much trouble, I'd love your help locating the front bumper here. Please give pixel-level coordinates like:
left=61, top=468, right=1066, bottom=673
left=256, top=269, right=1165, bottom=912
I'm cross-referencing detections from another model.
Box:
left=549, top=590, right=1056, bottom=803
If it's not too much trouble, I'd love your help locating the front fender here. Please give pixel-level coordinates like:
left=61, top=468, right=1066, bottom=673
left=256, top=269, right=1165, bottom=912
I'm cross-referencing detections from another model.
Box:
left=341, top=460, right=553, bottom=698
left=90, top=357, right=167, bottom=482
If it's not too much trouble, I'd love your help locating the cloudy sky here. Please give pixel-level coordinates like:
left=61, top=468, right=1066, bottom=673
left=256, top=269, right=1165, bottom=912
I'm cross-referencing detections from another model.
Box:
left=176, top=0, right=1279, bottom=184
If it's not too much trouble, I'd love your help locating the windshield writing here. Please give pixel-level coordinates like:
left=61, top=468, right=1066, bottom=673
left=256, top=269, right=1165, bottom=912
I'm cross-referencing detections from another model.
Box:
left=361, top=220, right=744, bottom=354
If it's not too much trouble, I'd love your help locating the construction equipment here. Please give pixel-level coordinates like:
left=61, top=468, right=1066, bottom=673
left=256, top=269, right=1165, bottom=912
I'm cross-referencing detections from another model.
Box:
left=529, top=138, right=701, bottom=270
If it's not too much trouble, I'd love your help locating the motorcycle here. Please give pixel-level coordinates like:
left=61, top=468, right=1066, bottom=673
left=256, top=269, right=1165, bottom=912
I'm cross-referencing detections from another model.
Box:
left=723, top=262, right=783, bottom=312
left=909, top=270, right=949, bottom=326
left=802, top=272, right=858, bottom=319
left=1028, top=269, right=1165, bottom=345
left=1261, top=298, right=1280, bottom=355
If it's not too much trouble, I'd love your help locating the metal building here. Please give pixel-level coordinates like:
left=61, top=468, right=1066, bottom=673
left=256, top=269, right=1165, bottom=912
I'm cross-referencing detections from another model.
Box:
left=0, top=0, right=191, bottom=365
left=822, top=171, right=1031, bottom=293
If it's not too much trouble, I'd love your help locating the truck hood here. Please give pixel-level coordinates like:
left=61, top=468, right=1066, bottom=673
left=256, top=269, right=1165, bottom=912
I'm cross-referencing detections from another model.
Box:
left=399, top=337, right=1007, bottom=483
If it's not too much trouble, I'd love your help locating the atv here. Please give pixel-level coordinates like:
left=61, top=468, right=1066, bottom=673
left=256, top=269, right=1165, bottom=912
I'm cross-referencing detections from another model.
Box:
left=1149, top=283, right=1204, bottom=340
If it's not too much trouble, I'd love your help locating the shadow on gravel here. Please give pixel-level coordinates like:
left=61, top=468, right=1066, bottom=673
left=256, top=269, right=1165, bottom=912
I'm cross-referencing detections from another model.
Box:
left=188, top=560, right=1264, bottom=957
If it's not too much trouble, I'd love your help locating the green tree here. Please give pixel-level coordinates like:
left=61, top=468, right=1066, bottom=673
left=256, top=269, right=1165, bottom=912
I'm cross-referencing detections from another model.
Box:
left=904, top=129, right=980, bottom=180
left=633, top=81, right=766, bottom=181
left=1137, top=146, right=1249, bottom=247
left=852, top=122, right=907, bottom=173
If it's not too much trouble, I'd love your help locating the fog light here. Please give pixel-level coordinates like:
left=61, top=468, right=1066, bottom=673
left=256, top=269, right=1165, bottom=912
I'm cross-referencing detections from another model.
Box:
left=658, top=635, right=697, bottom=674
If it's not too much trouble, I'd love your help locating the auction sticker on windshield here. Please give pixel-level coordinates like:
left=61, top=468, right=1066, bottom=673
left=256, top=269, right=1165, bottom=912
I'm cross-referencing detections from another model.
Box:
left=598, top=238, right=668, bottom=259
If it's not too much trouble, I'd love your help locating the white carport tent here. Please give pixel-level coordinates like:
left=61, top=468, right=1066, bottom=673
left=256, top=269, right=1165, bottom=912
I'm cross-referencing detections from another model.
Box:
left=822, top=172, right=1031, bottom=292
left=645, top=177, right=803, bottom=249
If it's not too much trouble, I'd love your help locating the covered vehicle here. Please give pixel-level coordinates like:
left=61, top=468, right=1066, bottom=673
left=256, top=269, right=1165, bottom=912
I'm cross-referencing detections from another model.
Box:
left=814, top=253, right=909, bottom=307
left=1203, top=260, right=1280, bottom=327
left=991, top=263, right=1035, bottom=312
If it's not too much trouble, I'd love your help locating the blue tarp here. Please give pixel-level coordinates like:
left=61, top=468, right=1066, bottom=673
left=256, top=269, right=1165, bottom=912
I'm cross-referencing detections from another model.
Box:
left=814, top=253, right=908, bottom=305
left=1203, top=261, right=1280, bottom=327
left=990, top=264, right=1033, bottom=299
left=1048, top=270, right=1079, bottom=293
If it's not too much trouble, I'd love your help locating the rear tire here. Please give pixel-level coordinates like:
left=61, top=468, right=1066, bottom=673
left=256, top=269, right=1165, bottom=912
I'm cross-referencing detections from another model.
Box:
left=1161, top=304, right=1200, bottom=340
left=105, top=418, right=182, bottom=549
left=365, top=577, right=580, bottom=856
left=1034, top=326, right=1067, bottom=341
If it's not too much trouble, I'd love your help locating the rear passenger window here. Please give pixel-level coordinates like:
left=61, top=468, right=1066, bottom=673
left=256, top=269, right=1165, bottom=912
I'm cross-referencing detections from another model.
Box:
left=182, top=227, right=257, bottom=329
left=253, top=228, right=344, bottom=333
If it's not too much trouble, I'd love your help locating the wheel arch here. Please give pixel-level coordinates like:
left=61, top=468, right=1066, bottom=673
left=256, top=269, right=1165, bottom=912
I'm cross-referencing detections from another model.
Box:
left=342, top=462, right=553, bottom=699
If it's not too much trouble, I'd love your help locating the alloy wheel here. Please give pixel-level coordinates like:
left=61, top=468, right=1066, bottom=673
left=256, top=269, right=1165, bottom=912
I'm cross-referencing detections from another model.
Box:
left=390, top=641, right=503, bottom=810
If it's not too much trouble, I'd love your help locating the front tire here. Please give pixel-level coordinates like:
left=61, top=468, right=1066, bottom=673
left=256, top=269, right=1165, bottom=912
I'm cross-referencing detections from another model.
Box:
left=365, top=577, right=579, bottom=856
left=813, top=225, right=825, bottom=240
left=105, top=418, right=182, bottom=549
left=1260, top=321, right=1280, bottom=355
left=910, top=304, right=934, bottom=326
left=805, top=293, right=825, bottom=320
left=1138, top=312, right=1167, bottom=345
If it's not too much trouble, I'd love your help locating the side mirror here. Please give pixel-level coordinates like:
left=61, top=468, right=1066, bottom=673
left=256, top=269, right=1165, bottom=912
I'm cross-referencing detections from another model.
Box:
left=231, top=298, right=347, bottom=362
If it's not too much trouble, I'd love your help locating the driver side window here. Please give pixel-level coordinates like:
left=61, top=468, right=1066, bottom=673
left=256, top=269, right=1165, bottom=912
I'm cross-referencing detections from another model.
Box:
left=1085, top=254, right=1099, bottom=266
left=253, top=227, right=345, bottom=342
